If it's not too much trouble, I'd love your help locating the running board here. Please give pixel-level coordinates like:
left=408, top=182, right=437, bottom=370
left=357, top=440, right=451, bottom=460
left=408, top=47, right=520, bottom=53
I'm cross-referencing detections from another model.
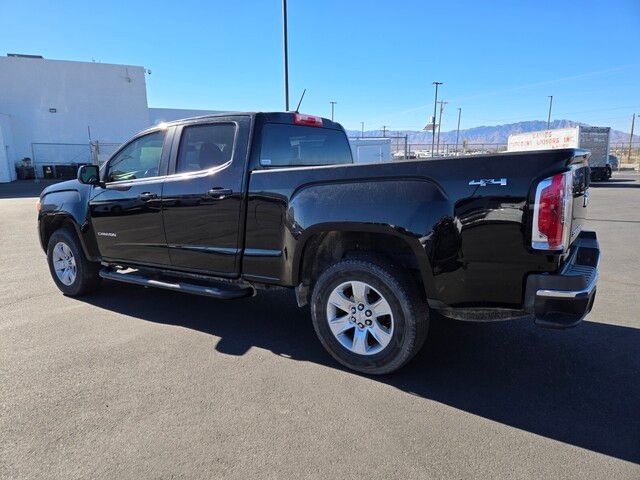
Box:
left=99, top=269, right=254, bottom=300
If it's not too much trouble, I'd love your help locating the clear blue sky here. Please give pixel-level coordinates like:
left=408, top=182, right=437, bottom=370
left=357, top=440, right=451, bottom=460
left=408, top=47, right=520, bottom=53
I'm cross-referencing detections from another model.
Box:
left=1, top=0, right=639, bottom=133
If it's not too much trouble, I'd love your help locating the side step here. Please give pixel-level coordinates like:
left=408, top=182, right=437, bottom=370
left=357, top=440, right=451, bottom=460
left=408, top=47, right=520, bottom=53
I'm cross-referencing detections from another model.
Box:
left=99, top=269, right=254, bottom=300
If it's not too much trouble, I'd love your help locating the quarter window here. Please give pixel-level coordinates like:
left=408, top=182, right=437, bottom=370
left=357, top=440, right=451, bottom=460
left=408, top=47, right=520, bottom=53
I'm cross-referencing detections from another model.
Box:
left=176, top=123, right=236, bottom=173
left=107, top=131, right=165, bottom=182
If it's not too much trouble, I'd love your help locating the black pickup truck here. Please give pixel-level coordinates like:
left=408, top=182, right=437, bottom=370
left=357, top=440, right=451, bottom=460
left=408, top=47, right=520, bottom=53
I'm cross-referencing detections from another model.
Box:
left=38, top=112, right=600, bottom=374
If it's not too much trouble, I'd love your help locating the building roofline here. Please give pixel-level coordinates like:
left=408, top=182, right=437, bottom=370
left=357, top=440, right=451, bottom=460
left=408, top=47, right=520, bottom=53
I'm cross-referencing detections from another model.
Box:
left=1, top=55, right=146, bottom=70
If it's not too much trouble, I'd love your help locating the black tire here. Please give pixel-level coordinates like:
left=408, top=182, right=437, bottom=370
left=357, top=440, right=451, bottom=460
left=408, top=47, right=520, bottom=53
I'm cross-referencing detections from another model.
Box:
left=47, top=228, right=101, bottom=296
left=310, top=256, right=429, bottom=375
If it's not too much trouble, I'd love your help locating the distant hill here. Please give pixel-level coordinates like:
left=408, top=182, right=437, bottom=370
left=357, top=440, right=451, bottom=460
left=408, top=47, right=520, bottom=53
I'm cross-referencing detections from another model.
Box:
left=346, top=120, right=639, bottom=145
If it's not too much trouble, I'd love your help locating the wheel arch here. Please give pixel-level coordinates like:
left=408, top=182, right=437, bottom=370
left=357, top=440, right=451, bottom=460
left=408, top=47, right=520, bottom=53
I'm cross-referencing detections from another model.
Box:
left=39, top=212, right=100, bottom=261
left=293, top=225, right=436, bottom=304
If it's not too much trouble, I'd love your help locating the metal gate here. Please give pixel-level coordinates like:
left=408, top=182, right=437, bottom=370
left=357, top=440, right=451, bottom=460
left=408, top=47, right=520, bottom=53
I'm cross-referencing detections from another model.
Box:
left=30, top=141, right=122, bottom=179
left=31, top=143, right=92, bottom=179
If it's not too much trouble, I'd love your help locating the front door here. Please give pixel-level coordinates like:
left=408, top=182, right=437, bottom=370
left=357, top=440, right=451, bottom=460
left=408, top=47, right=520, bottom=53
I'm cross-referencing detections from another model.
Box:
left=161, top=117, right=250, bottom=276
left=90, top=129, right=171, bottom=266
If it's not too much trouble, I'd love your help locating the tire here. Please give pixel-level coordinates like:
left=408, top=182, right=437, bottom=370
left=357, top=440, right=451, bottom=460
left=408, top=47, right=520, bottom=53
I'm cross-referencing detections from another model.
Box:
left=310, top=256, right=429, bottom=375
left=47, top=228, right=101, bottom=296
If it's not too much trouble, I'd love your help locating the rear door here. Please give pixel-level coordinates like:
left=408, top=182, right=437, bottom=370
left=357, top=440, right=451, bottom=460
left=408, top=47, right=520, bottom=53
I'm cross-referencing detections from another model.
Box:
left=89, top=128, right=172, bottom=265
left=161, top=116, right=251, bottom=276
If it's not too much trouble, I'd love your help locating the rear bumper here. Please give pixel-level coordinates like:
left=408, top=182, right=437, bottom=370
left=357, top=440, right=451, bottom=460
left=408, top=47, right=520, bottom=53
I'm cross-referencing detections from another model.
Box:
left=524, top=231, right=600, bottom=328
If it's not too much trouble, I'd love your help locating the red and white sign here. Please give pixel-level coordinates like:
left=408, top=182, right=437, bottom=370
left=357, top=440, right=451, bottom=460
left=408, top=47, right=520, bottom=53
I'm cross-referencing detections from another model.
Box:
left=508, top=127, right=579, bottom=152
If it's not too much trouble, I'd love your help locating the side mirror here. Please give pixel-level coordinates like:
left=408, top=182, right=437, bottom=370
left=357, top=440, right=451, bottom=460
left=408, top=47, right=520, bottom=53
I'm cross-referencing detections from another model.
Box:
left=77, top=164, right=100, bottom=185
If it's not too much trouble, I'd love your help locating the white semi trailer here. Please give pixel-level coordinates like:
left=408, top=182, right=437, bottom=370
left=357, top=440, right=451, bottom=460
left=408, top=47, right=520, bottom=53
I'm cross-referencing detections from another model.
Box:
left=508, top=126, right=611, bottom=180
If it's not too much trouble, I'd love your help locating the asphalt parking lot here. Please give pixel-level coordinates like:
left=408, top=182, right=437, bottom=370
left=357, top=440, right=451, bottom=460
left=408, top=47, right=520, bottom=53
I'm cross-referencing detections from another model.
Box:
left=1, top=174, right=639, bottom=479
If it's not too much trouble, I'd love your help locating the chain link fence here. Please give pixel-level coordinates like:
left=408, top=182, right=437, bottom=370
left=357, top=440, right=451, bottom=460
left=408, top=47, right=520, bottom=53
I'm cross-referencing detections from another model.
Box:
left=31, top=143, right=92, bottom=179
left=30, top=141, right=122, bottom=179
left=610, top=142, right=640, bottom=170
left=350, top=136, right=508, bottom=161
left=355, top=139, right=639, bottom=168
left=90, top=141, right=121, bottom=165
left=405, top=142, right=507, bottom=158
left=28, top=138, right=639, bottom=179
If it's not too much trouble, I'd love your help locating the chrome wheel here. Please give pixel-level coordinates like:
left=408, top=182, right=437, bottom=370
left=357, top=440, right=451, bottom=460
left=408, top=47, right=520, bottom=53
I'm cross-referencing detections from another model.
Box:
left=326, top=280, right=394, bottom=355
left=52, top=241, right=77, bottom=286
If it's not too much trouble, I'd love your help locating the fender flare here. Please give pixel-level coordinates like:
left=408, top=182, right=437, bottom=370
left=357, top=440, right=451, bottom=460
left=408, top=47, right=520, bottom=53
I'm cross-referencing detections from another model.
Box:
left=291, top=222, right=437, bottom=299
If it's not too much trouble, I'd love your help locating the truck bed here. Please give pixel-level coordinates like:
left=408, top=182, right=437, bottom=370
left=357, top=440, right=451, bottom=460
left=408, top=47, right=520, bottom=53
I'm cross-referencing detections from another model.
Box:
left=244, top=148, right=590, bottom=308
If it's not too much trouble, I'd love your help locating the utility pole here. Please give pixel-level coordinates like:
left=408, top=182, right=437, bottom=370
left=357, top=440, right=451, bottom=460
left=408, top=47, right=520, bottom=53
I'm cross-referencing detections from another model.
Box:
left=431, top=82, right=442, bottom=157
left=628, top=113, right=636, bottom=166
left=436, top=101, right=448, bottom=155
left=282, top=0, right=289, bottom=111
left=382, top=125, right=387, bottom=137
left=329, top=101, right=337, bottom=121
left=455, top=107, right=462, bottom=155
left=361, top=122, right=365, bottom=138
left=547, top=95, right=553, bottom=130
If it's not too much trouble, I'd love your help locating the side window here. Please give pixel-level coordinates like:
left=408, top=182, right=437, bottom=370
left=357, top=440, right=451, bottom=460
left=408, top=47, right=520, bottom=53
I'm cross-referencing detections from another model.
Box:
left=176, top=123, right=236, bottom=173
left=259, top=124, right=353, bottom=168
left=107, top=131, right=165, bottom=182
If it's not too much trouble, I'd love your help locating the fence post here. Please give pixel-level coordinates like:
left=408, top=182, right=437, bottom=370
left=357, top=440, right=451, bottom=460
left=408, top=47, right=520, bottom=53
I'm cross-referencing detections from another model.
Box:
left=404, top=135, right=408, bottom=160
left=31, top=143, right=38, bottom=182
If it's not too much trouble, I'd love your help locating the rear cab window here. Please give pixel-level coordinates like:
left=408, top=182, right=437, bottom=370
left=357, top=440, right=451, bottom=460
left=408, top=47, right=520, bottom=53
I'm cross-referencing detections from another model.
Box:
left=259, top=123, right=353, bottom=168
left=176, top=123, right=236, bottom=173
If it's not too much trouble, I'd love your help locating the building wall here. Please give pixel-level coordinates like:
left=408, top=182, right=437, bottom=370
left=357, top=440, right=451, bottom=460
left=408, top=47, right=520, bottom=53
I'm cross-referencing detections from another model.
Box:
left=0, top=56, right=151, bottom=181
left=0, top=113, right=15, bottom=182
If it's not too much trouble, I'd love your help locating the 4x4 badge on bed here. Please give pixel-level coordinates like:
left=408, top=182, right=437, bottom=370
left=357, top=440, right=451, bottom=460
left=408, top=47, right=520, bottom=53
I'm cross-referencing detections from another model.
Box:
left=469, top=178, right=507, bottom=187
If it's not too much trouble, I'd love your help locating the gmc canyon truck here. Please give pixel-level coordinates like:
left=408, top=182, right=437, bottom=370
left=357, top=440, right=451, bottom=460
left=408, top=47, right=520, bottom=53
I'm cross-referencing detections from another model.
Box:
left=37, top=112, right=600, bottom=374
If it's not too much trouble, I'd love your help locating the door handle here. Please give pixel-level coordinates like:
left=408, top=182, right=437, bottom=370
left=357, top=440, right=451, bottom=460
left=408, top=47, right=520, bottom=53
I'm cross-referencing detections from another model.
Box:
left=207, top=187, right=233, bottom=199
left=138, top=192, right=158, bottom=201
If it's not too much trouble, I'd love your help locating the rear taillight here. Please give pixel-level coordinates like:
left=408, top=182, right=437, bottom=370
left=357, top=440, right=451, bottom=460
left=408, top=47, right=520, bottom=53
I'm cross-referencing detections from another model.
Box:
left=293, top=113, right=323, bottom=127
left=531, top=171, right=573, bottom=251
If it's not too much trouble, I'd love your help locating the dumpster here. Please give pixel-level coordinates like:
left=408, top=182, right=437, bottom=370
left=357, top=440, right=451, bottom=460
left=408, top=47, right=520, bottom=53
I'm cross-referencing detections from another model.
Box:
left=15, top=166, right=35, bottom=180
left=55, top=165, right=77, bottom=179
left=42, top=165, right=55, bottom=179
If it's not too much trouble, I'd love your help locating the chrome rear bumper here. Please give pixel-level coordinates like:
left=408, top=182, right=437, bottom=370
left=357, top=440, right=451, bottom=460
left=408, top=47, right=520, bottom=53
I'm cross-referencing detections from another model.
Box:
left=524, top=231, right=600, bottom=328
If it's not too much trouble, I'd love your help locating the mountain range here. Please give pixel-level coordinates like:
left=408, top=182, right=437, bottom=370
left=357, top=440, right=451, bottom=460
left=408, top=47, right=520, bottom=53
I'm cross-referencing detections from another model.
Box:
left=345, top=120, right=639, bottom=145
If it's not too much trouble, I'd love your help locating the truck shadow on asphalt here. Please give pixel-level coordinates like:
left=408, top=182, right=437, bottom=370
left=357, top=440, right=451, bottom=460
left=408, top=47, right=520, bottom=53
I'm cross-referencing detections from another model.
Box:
left=82, top=282, right=640, bottom=464
left=0, top=180, right=61, bottom=199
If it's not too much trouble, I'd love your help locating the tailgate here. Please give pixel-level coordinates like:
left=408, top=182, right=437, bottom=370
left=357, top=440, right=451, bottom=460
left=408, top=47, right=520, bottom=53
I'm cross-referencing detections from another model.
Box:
left=569, top=156, right=591, bottom=246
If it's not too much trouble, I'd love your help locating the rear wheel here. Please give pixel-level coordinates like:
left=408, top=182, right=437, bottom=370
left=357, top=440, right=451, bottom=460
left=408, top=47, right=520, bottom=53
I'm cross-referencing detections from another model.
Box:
left=310, top=257, right=428, bottom=375
left=47, top=228, right=101, bottom=296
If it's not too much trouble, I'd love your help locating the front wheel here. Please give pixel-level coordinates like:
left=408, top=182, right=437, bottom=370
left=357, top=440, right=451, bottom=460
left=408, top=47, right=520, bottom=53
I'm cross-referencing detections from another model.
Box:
left=47, top=228, right=101, bottom=296
left=310, top=257, right=429, bottom=375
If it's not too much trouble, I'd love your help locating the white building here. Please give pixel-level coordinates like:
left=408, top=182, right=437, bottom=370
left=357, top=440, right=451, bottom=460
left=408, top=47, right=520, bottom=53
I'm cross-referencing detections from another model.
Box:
left=0, top=54, right=222, bottom=182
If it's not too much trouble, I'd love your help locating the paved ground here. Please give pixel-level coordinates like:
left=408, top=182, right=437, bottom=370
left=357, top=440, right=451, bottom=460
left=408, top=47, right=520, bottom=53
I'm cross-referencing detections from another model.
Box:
left=1, top=175, right=639, bottom=479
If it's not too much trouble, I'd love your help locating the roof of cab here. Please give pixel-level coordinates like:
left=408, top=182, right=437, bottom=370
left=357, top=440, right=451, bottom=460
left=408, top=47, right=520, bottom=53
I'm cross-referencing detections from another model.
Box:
left=145, top=111, right=344, bottom=132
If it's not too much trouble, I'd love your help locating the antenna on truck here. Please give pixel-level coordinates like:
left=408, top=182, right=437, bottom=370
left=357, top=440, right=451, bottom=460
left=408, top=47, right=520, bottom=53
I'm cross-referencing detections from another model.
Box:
left=295, top=89, right=306, bottom=113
